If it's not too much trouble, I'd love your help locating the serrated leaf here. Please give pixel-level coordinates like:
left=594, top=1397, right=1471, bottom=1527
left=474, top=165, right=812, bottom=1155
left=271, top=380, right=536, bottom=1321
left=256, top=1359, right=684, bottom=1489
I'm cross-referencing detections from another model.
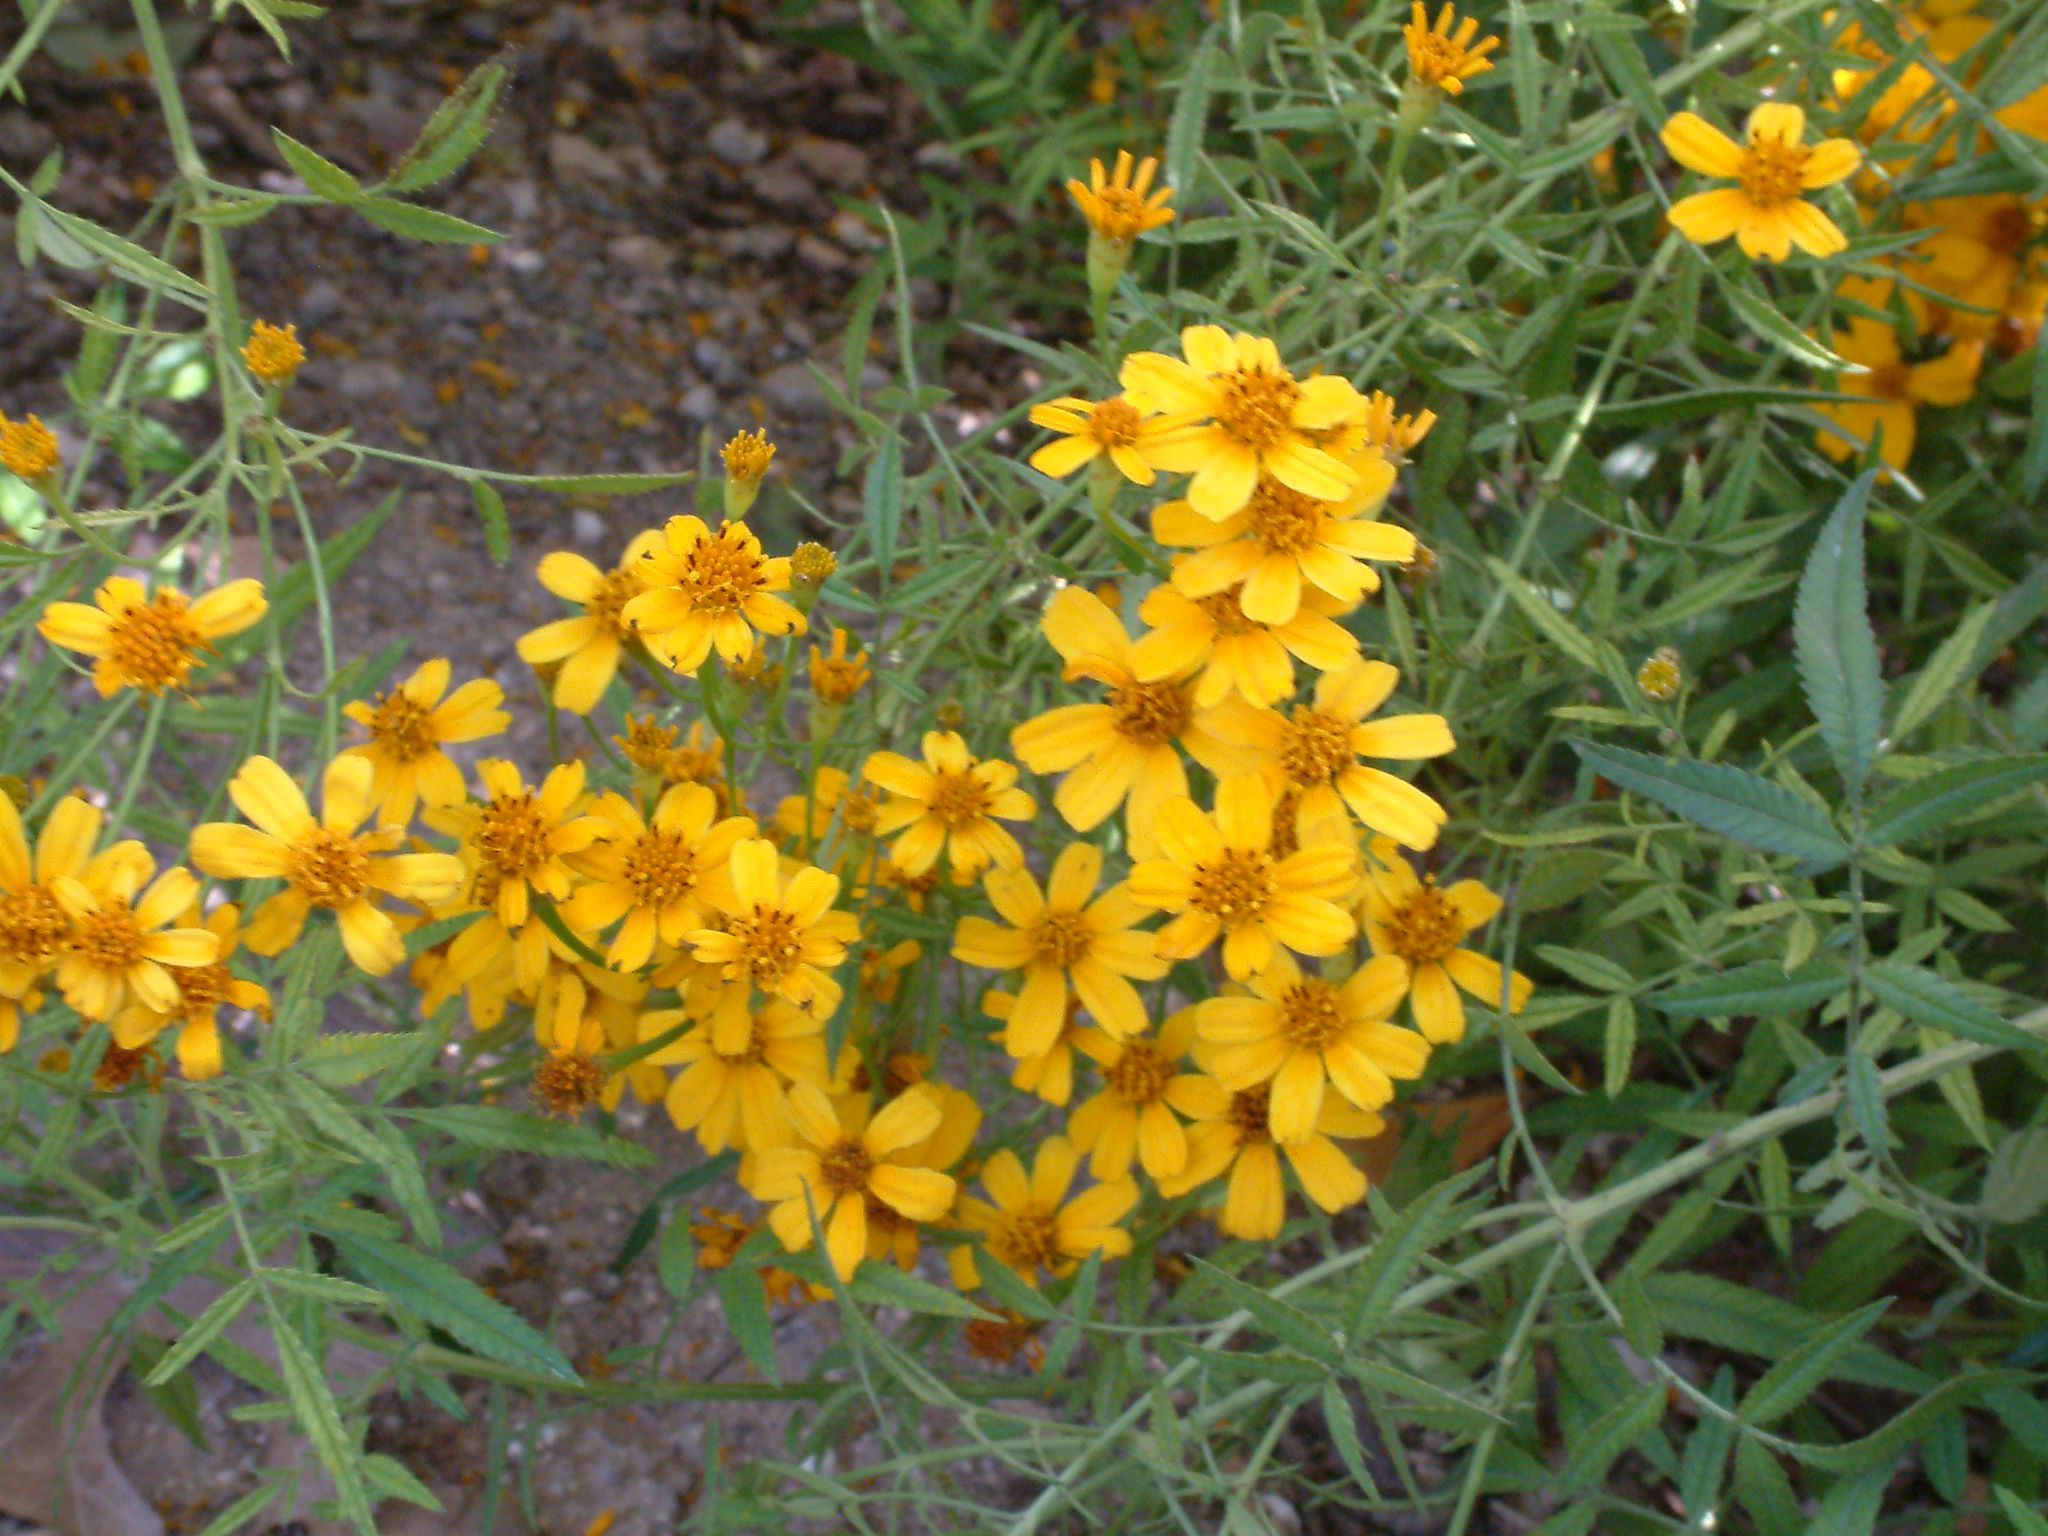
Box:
left=271, top=127, right=362, bottom=202
left=1572, top=741, right=1848, bottom=865
left=271, top=1317, right=375, bottom=1530
left=361, top=1453, right=443, bottom=1512
left=848, top=1262, right=991, bottom=1320
left=1537, top=945, right=1634, bottom=991
left=1982, top=1128, right=2048, bottom=1224
left=327, top=1229, right=578, bottom=1381
left=1738, top=1299, right=1891, bottom=1426
left=1486, top=557, right=1610, bottom=674
left=1863, top=755, right=2048, bottom=847
left=1163, top=36, right=1216, bottom=212
left=188, top=196, right=280, bottom=227
left=39, top=202, right=208, bottom=301
left=864, top=435, right=902, bottom=575
left=657, top=1211, right=696, bottom=1304
left=1892, top=599, right=1997, bottom=742
left=1191, top=1257, right=1332, bottom=1358
left=1560, top=1379, right=1665, bottom=1487
left=1725, top=277, right=1851, bottom=370
left=1794, top=472, right=1884, bottom=790
left=141, top=1276, right=256, bottom=1386
left=389, top=58, right=506, bottom=192
left=975, top=1254, right=1056, bottom=1320
left=716, top=1263, right=778, bottom=1382
left=299, top=1030, right=424, bottom=1086
left=355, top=197, right=501, bottom=244
left=1863, top=962, right=2041, bottom=1052
left=1348, top=1167, right=1486, bottom=1338
left=470, top=477, right=509, bottom=565
left=1643, top=1273, right=1926, bottom=1392
left=406, top=1106, right=654, bottom=1167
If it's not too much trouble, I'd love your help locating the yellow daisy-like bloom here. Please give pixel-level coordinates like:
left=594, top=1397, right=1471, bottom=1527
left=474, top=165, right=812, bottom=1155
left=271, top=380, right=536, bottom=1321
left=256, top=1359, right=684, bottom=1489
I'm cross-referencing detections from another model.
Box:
left=427, top=759, right=604, bottom=933
left=1120, top=327, right=1364, bottom=520
left=241, top=320, right=305, bottom=385
left=1815, top=312, right=1981, bottom=473
left=529, top=972, right=623, bottom=1120
left=1902, top=196, right=2048, bottom=344
left=51, top=856, right=217, bottom=1024
left=1009, top=586, right=1250, bottom=858
left=38, top=577, right=267, bottom=697
left=1128, top=774, right=1356, bottom=979
left=1404, top=3, right=1501, bottom=96
left=1068, top=1005, right=1208, bottom=1181
left=0, top=411, right=60, bottom=481
left=809, top=627, right=871, bottom=705
left=622, top=516, right=806, bottom=675
left=1661, top=104, right=1861, bottom=262
left=1636, top=647, right=1683, bottom=702
left=192, top=755, right=463, bottom=975
left=749, top=1082, right=956, bottom=1282
left=666, top=720, right=726, bottom=785
left=774, top=765, right=878, bottom=848
left=1151, top=463, right=1413, bottom=625
left=1130, top=580, right=1361, bottom=710
left=952, top=841, right=1166, bottom=1055
left=1067, top=150, right=1176, bottom=244
left=340, top=658, right=511, bottom=826
left=1358, top=390, right=1438, bottom=468
left=1025, top=394, right=1195, bottom=488
left=1, top=795, right=144, bottom=1050
left=645, top=997, right=828, bottom=1153
left=561, top=783, right=754, bottom=972
left=1196, top=951, right=1429, bottom=1144
left=983, top=987, right=1085, bottom=1107
left=863, top=731, right=1035, bottom=884
left=614, top=714, right=679, bottom=774
left=863, top=1081, right=982, bottom=1271
left=516, top=532, right=661, bottom=714
left=111, top=901, right=271, bottom=1081
left=1357, top=837, right=1532, bottom=1043
left=951, top=1135, right=1137, bottom=1290
left=1156, top=1067, right=1382, bottom=1240
left=1224, top=660, right=1454, bottom=850
left=687, top=839, right=860, bottom=1019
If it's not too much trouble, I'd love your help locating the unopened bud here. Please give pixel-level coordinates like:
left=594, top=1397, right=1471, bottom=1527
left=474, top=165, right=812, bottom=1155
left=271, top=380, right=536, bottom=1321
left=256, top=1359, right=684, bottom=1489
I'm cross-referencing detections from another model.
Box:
left=1637, top=646, right=1682, bottom=702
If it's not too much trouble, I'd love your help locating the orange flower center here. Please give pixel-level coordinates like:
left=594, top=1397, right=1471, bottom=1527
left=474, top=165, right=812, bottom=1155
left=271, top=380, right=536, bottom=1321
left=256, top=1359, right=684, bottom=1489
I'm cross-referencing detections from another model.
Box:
left=1986, top=201, right=2037, bottom=258
left=812, top=656, right=869, bottom=704
left=93, top=1040, right=159, bottom=1092
left=677, top=530, right=769, bottom=614
left=987, top=1207, right=1061, bottom=1275
left=1108, top=679, right=1192, bottom=746
left=74, top=902, right=147, bottom=973
left=1032, top=910, right=1094, bottom=968
left=615, top=716, right=679, bottom=772
left=1189, top=848, right=1276, bottom=924
left=1865, top=360, right=1913, bottom=402
left=364, top=689, right=441, bottom=763
left=928, top=768, right=994, bottom=827
left=1104, top=1038, right=1174, bottom=1104
left=108, top=592, right=208, bottom=694
left=622, top=829, right=700, bottom=908
left=1194, top=592, right=1259, bottom=635
left=839, top=789, right=881, bottom=832
left=289, top=827, right=373, bottom=908
left=727, top=907, right=804, bottom=987
left=1088, top=397, right=1143, bottom=448
left=0, top=884, right=68, bottom=969
left=474, top=792, right=553, bottom=883
left=1738, top=138, right=1807, bottom=208
left=173, top=960, right=232, bottom=1015
left=1279, top=706, right=1354, bottom=786
left=1244, top=479, right=1329, bottom=555
left=1384, top=881, right=1464, bottom=966
left=669, top=737, right=723, bottom=782
left=589, top=568, right=644, bottom=636
left=1212, top=365, right=1301, bottom=453
left=534, top=1052, right=605, bottom=1118
left=1277, top=977, right=1346, bottom=1050
left=820, top=1138, right=875, bottom=1198
left=1227, top=1083, right=1273, bottom=1144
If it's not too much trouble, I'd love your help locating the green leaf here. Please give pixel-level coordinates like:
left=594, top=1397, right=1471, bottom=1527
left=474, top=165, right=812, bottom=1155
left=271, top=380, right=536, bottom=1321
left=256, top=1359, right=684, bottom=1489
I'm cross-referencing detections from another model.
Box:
left=261, top=489, right=397, bottom=641
left=1809, top=1465, right=1888, bottom=1536
left=1788, top=1370, right=2026, bottom=1472
left=389, top=58, right=507, bottom=192
left=470, top=477, right=509, bottom=565
left=1649, top=960, right=1841, bottom=1019
left=1863, top=962, right=2042, bottom=1053
left=355, top=197, right=502, bottom=244
left=1892, top=599, right=1998, bottom=742
left=1643, top=1273, right=1927, bottom=1393
left=271, top=128, right=362, bottom=203
left=1347, top=1167, right=1487, bottom=1338
left=973, top=1254, right=1056, bottom=1321
left=1982, top=1128, right=2048, bottom=1224
left=1190, top=1257, right=1332, bottom=1358
left=1319, top=1382, right=1378, bottom=1497
left=1996, top=1485, right=2048, bottom=1536
left=406, top=1106, right=654, bottom=1167
left=1485, top=557, right=1612, bottom=675
left=300, top=1030, right=425, bottom=1086
left=510, top=471, right=693, bottom=494
left=188, top=196, right=279, bottom=227
left=1560, top=1379, right=1665, bottom=1488
left=1738, top=1299, right=1891, bottom=1427
left=1863, top=755, right=2048, bottom=848
left=327, top=1229, right=578, bottom=1381
left=657, top=1211, right=696, bottom=1304
left=1603, top=994, right=1637, bottom=1097
left=848, top=1262, right=992, bottom=1320
left=39, top=202, right=209, bottom=302
left=1572, top=741, right=1848, bottom=866
left=1793, top=472, right=1884, bottom=790
left=141, top=1276, right=256, bottom=1386
left=716, top=1262, right=778, bottom=1382
left=271, top=1317, right=375, bottom=1531
left=1725, top=277, right=1851, bottom=370
left=360, top=1453, right=444, bottom=1512
left=863, top=436, right=902, bottom=577
left=1164, top=35, right=1216, bottom=207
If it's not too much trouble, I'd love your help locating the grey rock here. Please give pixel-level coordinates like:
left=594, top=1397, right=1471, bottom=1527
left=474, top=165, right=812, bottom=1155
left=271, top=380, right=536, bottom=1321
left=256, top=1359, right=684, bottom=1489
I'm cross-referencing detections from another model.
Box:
left=795, top=234, right=852, bottom=274
left=549, top=132, right=627, bottom=185
left=606, top=234, right=672, bottom=273
left=752, top=159, right=817, bottom=213
left=758, top=360, right=827, bottom=415
left=721, top=225, right=794, bottom=262
left=789, top=136, right=870, bottom=190
left=677, top=384, right=719, bottom=420
left=706, top=117, right=769, bottom=168
left=572, top=508, right=608, bottom=546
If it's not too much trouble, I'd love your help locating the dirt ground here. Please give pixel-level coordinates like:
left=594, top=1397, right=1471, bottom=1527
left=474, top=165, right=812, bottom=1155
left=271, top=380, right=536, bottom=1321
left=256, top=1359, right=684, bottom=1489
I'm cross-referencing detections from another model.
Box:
left=0, top=2, right=1029, bottom=1531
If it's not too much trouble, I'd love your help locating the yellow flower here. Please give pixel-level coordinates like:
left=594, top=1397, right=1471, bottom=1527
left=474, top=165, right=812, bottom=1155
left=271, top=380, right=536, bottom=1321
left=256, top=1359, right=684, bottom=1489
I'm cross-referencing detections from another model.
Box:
left=614, top=714, right=679, bottom=773
left=1357, top=837, right=1531, bottom=1043
left=1661, top=105, right=1860, bottom=262
left=516, top=532, right=660, bottom=714
left=1025, top=394, right=1195, bottom=487
left=560, top=783, right=755, bottom=971
left=863, top=731, right=1035, bottom=884
left=687, top=839, right=859, bottom=1018
left=340, top=658, right=511, bottom=826
left=1067, top=150, right=1175, bottom=244
left=1358, top=390, right=1438, bottom=467
left=1068, top=1005, right=1207, bottom=1180
left=112, top=901, right=271, bottom=1080
left=193, top=755, right=464, bottom=975
left=864, top=1082, right=981, bottom=1271
left=1223, top=660, right=1455, bottom=850
left=1196, top=951, right=1428, bottom=1143
left=1902, top=195, right=2048, bottom=343
left=1009, top=586, right=1251, bottom=857
left=51, top=856, right=217, bottom=1024
left=1128, top=774, right=1356, bottom=979
left=952, top=842, right=1165, bottom=1055
left=983, top=987, right=1083, bottom=1107
left=723, top=429, right=775, bottom=518
left=38, top=576, right=267, bottom=696
left=1156, top=1068, right=1381, bottom=1240
left=1404, top=3, right=1501, bottom=96
left=622, top=516, right=806, bottom=675
left=809, top=627, right=871, bottom=704
left=242, top=320, right=305, bottom=385
left=426, top=759, right=603, bottom=933
left=666, top=720, right=726, bottom=784
left=646, top=997, right=828, bottom=1153
left=1129, top=580, right=1360, bottom=710
left=1121, top=327, right=1364, bottom=520
left=1, top=795, right=144, bottom=1049
left=1636, top=647, right=1682, bottom=701
left=1151, top=465, right=1412, bottom=624
left=790, top=541, right=837, bottom=591
left=748, top=1083, right=956, bottom=1282
left=951, top=1135, right=1137, bottom=1289
left=0, top=411, right=60, bottom=481
left=530, top=972, right=620, bottom=1119
left=773, top=765, right=878, bottom=848
left=1814, top=315, right=1981, bottom=472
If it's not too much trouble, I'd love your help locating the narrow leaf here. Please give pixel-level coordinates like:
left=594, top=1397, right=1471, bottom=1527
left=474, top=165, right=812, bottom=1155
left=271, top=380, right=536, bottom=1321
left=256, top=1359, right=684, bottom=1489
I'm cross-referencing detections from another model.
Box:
left=1863, top=962, right=2042, bottom=1053
left=355, top=197, right=502, bottom=244
left=327, top=1229, right=578, bottom=1380
left=1560, top=1380, right=1665, bottom=1487
left=1650, top=960, right=1841, bottom=1019
left=1191, top=1257, right=1332, bottom=1357
left=1793, top=471, right=1884, bottom=789
left=1863, top=755, right=2048, bottom=847
left=1738, top=1299, right=1891, bottom=1426
left=271, top=127, right=362, bottom=202
left=1572, top=741, right=1848, bottom=865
